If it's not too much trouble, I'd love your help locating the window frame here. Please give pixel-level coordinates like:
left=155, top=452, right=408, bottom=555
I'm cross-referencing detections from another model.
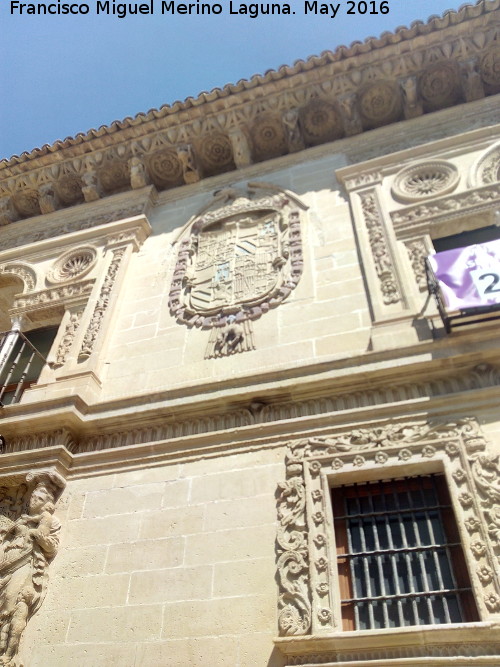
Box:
left=332, top=474, right=479, bottom=631
left=276, top=418, right=500, bottom=641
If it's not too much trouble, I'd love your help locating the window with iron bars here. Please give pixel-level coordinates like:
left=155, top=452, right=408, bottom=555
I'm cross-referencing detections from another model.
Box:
left=332, top=475, right=478, bottom=631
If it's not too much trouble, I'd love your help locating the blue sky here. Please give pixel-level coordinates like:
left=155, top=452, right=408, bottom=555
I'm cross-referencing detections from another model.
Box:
left=1, top=0, right=473, bottom=160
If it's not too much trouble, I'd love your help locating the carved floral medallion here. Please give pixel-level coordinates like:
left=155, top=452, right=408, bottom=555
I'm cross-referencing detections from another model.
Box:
left=358, top=81, right=402, bottom=128
left=418, top=60, right=462, bottom=109
left=250, top=115, right=288, bottom=161
left=46, top=246, right=97, bottom=285
left=480, top=46, right=500, bottom=88
left=300, top=100, right=344, bottom=145
left=392, top=161, right=459, bottom=203
left=147, top=149, right=184, bottom=187
left=198, top=133, right=234, bottom=173
left=169, top=185, right=304, bottom=357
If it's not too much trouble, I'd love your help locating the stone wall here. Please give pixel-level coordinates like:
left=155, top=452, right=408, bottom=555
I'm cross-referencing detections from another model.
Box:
left=24, top=448, right=285, bottom=667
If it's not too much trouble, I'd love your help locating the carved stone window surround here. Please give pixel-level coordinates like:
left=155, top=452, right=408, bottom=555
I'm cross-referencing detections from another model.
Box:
left=338, top=131, right=500, bottom=330
left=391, top=185, right=500, bottom=296
left=276, top=417, right=500, bottom=663
left=7, top=217, right=151, bottom=403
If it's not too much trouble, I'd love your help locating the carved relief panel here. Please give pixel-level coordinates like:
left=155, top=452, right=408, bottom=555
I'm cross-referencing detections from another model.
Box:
left=169, top=184, right=305, bottom=358
left=0, top=469, right=65, bottom=666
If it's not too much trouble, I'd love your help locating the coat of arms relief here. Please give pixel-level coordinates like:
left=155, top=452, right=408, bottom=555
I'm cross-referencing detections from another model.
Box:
left=169, top=183, right=305, bottom=357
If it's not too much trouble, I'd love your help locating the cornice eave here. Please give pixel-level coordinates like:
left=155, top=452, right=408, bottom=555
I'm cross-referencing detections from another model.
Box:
left=2, top=0, right=497, bottom=169
left=0, top=0, right=499, bottom=224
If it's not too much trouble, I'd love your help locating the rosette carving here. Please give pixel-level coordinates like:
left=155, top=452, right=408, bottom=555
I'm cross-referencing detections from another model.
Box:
left=250, top=114, right=287, bottom=161
left=198, top=133, right=234, bottom=174
left=358, top=81, right=402, bottom=128
left=11, top=190, right=40, bottom=218
left=470, top=142, right=500, bottom=186
left=392, top=161, right=459, bottom=203
left=299, top=100, right=344, bottom=146
left=98, top=160, right=129, bottom=193
left=147, top=149, right=184, bottom=188
left=47, top=247, right=97, bottom=285
left=418, top=60, right=462, bottom=110
left=55, top=175, right=83, bottom=205
left=480, top=46, right=500, bottom=90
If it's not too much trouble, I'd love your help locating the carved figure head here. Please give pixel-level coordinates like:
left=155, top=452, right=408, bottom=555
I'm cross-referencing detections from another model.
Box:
left=28, top=484, right=55, bottom=515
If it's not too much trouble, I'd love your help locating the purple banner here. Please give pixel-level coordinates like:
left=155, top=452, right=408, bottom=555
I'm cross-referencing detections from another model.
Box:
left=429, top=239, right=500, bottom=311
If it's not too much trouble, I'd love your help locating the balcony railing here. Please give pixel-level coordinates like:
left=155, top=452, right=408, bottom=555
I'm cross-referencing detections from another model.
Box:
left=425, top=253, right=500, bottom=333
left=0, top=330, right=48, bottom=406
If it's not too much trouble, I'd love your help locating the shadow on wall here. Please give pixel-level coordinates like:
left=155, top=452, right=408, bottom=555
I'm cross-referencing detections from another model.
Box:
left=268, top=645, right=286, bottom=667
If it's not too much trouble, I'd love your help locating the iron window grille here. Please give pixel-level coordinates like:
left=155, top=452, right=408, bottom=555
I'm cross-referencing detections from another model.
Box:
left=333, top=475, right=478, bottom=631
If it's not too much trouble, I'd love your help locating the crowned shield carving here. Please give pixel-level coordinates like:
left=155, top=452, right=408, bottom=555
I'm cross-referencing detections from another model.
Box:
left=169, top=185, right=304, bottom=357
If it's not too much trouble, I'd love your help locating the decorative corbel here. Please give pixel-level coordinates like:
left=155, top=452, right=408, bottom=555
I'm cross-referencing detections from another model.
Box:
left=38, top=183, right=59, bottom=214
left=128, top=156, right=150, bottom=189
left=228, top=128, right=252, bottom=168
left=401, top=76, right=423, bottom=119
left=338, top=94, right=362, bottom=136
left=177, top=144, right=200, bottom=184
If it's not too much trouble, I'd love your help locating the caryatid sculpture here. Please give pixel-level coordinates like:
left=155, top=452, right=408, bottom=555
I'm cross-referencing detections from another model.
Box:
left=0, top=471, right=65, bottom=666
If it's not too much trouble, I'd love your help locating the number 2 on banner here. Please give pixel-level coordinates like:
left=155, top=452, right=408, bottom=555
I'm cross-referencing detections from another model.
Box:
left=470, top=267, right=500, bottom=303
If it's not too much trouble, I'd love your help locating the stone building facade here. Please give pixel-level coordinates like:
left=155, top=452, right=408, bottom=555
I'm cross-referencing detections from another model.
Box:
left=0, top=1, right=500, bottom=665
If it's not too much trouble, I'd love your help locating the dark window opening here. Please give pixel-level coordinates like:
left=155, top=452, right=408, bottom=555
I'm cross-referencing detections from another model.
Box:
left=433, top=225, right=500, bottom=253
left=0, top=326, right=58, bottom=405
left=333, top=475, right=478, bottom=631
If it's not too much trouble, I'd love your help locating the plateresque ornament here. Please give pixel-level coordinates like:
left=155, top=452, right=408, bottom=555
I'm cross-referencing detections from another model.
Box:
left=169, top=184, right=304, bottom=358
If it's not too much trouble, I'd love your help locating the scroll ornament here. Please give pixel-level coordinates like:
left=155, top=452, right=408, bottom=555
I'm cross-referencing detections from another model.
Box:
left=359, top=191, right=401, bottom=305
left=276, top=471, right=311, bottom=636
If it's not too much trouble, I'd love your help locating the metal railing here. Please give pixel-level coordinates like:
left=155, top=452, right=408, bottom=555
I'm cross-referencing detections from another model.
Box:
left=425, top=258, right=500, bottom=333
left=0, top=329, right=48, bottom=406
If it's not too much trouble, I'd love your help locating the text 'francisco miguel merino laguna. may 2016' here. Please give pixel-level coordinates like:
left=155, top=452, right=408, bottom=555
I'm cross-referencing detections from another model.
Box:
left=10, top=0, right=390, bottom=18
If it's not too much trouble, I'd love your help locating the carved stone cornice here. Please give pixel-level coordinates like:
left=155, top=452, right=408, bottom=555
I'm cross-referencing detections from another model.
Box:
left=10, top=280, right=95, bottom=315
left=1, top=362, right=500, bottom=455
left=0, top=2, right=499, bottom=222
left=0, top=187, right=154, bottom=253
left=391, top=182, right=500, bottom=233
